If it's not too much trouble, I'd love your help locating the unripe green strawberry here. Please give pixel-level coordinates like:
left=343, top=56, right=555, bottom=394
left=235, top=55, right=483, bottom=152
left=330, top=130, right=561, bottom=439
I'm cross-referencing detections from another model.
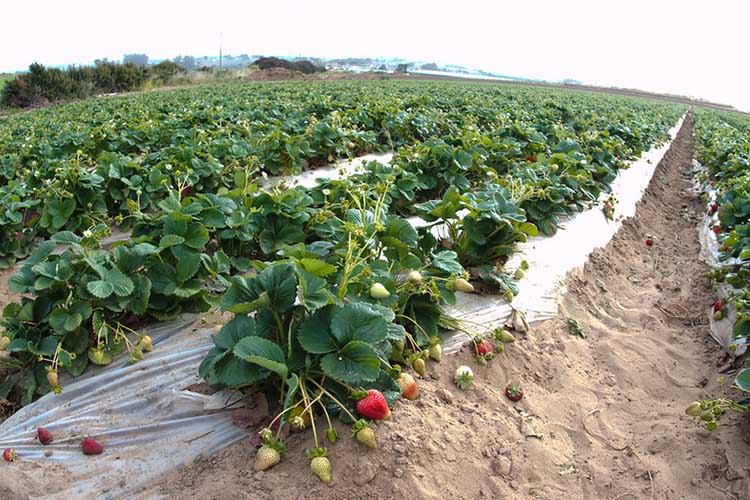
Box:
left=513, top=268, right=525, bottom=280
left=255, top=445, right=281, bottom=471
left=139, top=335, right=153, bottom=352
left=713, top=310, right=723, bottom=321
left=370, top=282, right=390, bottom=299
left=407, top=270, right=423, bottom=284
left=131, top=348, right=145, bottom=362
left=311, top=456, right=332, bottom=484
left=46, top=370, right=58, bottom=388
left=685, top=402, right=703, bottom=417
left=397, top=372, right=419, bottom=400
left=325, top=428, right=338, bottom=444
left=454, top=277, right=474, bottom=293
left=503, top=290, right=514, bottom=302
left=355, top=426, right=376, bottom=449
left=412, top=357, right=426, bottom=377
left=495, top=329, right=516, bottom=344
left=428, top=343, right=442, bottom=362
left=0, top=336, right=10, bottom=350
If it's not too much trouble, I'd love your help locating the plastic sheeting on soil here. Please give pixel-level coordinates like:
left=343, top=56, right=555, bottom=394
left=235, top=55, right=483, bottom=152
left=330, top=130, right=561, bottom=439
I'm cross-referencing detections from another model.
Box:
left=0, top=316, right=252, bottom=499
left=0, top=117, right=684, bottom=499
left=692, top=159, right=746, bottom=357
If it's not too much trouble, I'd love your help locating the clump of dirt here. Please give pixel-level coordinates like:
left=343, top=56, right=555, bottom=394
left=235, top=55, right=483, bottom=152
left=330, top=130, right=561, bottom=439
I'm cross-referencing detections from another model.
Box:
left=139, top=114, right=750, bottom=499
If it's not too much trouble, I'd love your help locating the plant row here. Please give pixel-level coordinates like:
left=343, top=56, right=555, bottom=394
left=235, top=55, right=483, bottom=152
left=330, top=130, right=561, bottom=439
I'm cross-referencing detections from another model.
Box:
left=0, top=81, right=682, bottom=269
left=690, top=108, right=750, bottom=429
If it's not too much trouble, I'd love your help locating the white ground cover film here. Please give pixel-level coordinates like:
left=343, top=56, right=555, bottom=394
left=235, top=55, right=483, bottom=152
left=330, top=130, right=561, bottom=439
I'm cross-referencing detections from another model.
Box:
left=0, top=115, right=684, bottom=499
left=693, top=159, right=746, bottom=357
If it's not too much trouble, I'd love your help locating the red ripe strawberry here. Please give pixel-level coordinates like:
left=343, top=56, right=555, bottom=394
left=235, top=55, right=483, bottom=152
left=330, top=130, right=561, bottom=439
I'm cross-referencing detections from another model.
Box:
left=180, top=186, right=192, bottom=198
left=3, top=448, right=16, bottom=462
left=505, top=383, right=524, bottom=402
left=645, top=238, right=653, bottom=247
left=526, top=154, right=537, bottom=163
left=476, top=339, right=493, bottom=356
left=713, top=300, right=723, bottom=313
left=356, top=389, right=391, bottom=420
left=81, top=437, right=103, bottom=455
left=37, top=427, right=53, bottom=445
left=713, top=225, right=722, bottom=235
left=15, top=232, right=23, bottom=241
left=709, top=203, right=718, bottom=215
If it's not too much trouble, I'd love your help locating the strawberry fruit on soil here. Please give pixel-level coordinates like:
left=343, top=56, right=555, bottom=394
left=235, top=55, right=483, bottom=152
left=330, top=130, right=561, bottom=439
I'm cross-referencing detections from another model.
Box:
left=255, top=445, right=281, bottom=471
left=505, top=383, right=524, bottom=402
left=713, top=225, right=722, bottom=235
left=81, top=437, right=103, bottom=455
left=355, top=389, right=391, bottom=420
left=428, top=342, right=442, bottom=362
left=37, top=427, right=53, bottom=445
left=307, top=447, right=332, bottom=484
left=454, top=365, right=475, bottom=389
left=3, top=448, right=16, bottom=462
left=397, top=372, right=419, bottom=400
left=713, top=300, right=723, bottom=313
left=353, top=420, right=377, bottom=449
left=476, top=338, right=493, bottom=355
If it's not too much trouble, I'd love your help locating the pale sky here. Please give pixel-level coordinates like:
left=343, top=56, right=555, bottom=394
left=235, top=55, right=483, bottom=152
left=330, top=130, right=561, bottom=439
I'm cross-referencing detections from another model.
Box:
left=2, top=0, right=748, bottom=110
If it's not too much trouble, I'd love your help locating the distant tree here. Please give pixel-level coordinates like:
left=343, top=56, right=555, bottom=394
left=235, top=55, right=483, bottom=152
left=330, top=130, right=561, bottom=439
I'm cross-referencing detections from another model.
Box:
left=94, top=58, right=110, bottom=66
left=395, top=63, right=410, bottom=73
left=377, top=64, right=387, bottom=71
left=173, top=55, right=196, bottom=70
left=150, top=60, right=185, bottom=81
left=123, top=53, right=148, bottom=66
left=420, top=62, right=439, bottom=71
left=254, top=57, right=325, bottom=74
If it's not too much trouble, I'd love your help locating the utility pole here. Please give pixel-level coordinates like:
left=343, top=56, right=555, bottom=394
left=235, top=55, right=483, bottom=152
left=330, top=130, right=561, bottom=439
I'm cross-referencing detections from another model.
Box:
left=219, top=32, right=223, bottom=71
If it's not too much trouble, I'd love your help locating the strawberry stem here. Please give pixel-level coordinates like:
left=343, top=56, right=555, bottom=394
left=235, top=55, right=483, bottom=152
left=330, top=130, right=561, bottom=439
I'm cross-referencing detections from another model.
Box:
left=299, top=381, right=319, bottom=447
left=307, top=378, right=358, bottom=422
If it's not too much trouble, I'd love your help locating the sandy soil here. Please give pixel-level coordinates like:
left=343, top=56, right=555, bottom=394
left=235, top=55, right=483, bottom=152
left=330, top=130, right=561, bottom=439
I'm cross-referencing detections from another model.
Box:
left=0, top=266, right=19, bottom=311
left=128, top=115, right=750, bottom=499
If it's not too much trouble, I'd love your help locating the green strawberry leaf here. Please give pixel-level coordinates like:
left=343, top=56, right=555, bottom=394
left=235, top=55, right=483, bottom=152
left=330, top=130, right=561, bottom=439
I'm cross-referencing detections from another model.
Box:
left=233, top=336, right=288, bottom=378
left=329, top=302, right=388, bottom=345
left=320, top=340, right=380, bottom=384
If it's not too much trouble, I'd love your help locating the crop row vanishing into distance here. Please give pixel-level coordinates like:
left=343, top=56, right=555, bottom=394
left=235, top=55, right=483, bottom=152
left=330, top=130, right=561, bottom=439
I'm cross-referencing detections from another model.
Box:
left=0, top=80, right=687, bottom=478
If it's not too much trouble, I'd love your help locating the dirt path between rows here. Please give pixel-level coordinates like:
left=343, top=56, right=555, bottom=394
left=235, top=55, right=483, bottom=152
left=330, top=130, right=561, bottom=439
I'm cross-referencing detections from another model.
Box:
left=144, top=113, right=750, bottom=499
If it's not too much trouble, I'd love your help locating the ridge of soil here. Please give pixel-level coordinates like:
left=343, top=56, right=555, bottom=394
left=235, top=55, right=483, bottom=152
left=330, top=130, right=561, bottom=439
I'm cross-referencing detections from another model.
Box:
left=142, top=114, right=750, bottom=499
